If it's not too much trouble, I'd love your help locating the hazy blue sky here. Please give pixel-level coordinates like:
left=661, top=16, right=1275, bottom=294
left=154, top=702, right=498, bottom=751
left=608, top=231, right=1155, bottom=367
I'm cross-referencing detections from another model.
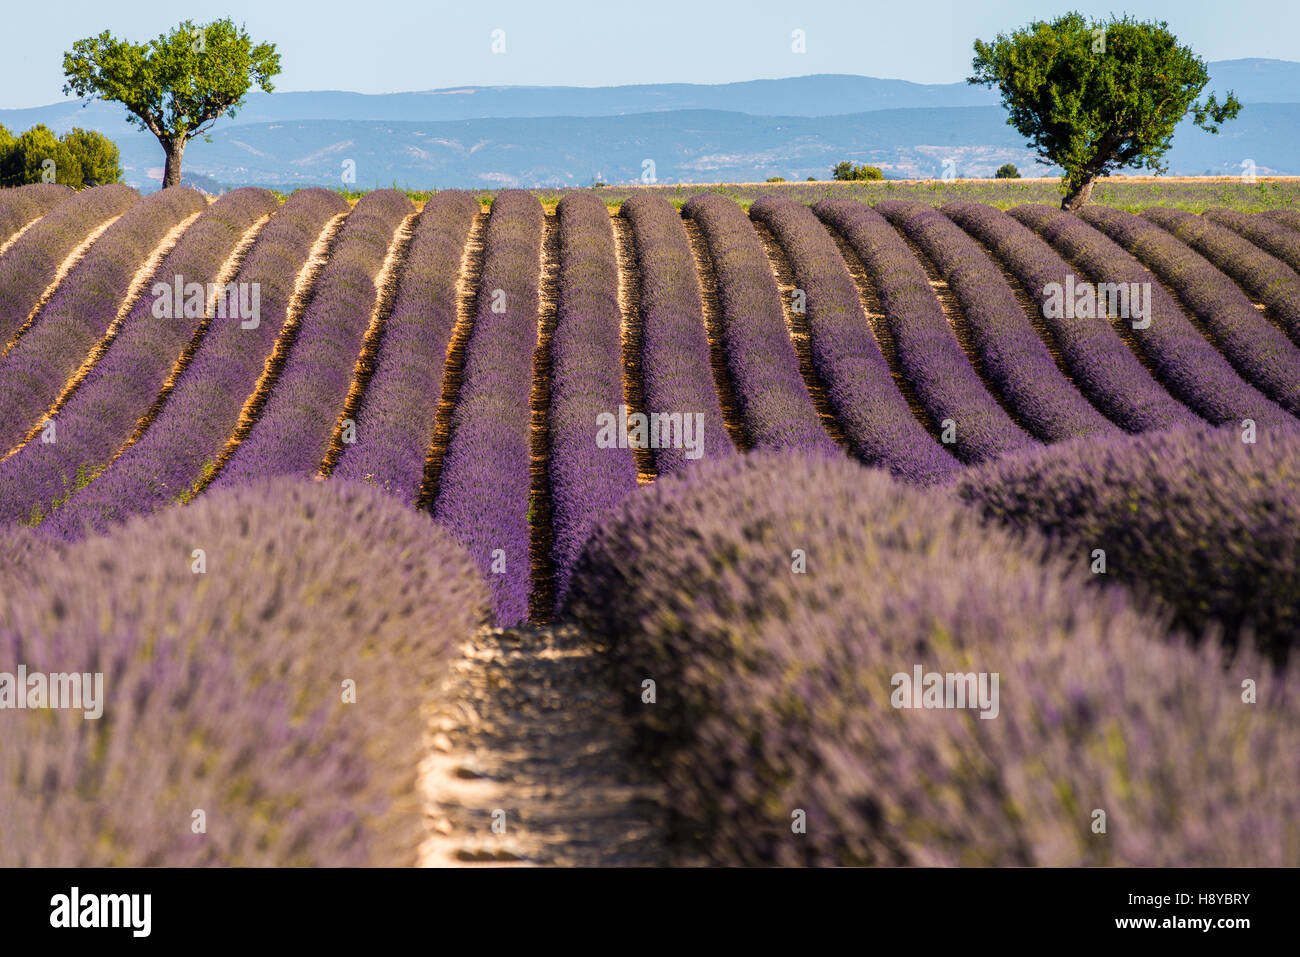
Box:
left=3, top=1, right=1296, bottom=108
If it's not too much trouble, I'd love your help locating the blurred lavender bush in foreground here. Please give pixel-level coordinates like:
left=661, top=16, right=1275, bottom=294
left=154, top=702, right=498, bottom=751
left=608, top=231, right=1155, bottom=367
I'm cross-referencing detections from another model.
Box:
left=566, top=452, right=1299, bottom=866
left=0, top=479, right=488, bottom=866
left=959, top=423, right=1300, bottom=663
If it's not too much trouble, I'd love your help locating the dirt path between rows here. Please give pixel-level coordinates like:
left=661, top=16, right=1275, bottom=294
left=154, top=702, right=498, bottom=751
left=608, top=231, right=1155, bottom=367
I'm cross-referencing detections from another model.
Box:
left=418, top=624, right=671, bottom=866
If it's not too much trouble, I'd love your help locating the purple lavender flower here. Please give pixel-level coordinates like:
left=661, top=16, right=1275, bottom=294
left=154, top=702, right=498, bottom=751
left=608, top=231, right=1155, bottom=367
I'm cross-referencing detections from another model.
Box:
left=618, top=193, right=734, bottom=474
left=1080, top=205, right=1300, bottom=417
left=431, top=189, right=543, bottom=626
left=682, top=193, right=837, bottom=454
left=750, top=196, right=960, bottom=482
left=212, top=190, right=414, bottom=485
left=0, top=186, right=210, bottom=458
left=0, top=478, right=489, bottom=866
left=37, top=189, right=345, bottom=539
left=568, top=450, right=1299, bottom=866
left=941, top=200, right=1200, bottom=433
left=547, top=192, right=639, bottom=608
left=333, top=191, right=481, bottom=499
left=870, top=200, right=1118, bottom=442
left=0, top=183, right=72, bottom=250
left=958, top=422, right=1300, bottom=661
left=0, top=183, right=138, bottom=347
left=814, top=198, right=1036, bottom=464
left=1011, top=204, right=1295, bottom=432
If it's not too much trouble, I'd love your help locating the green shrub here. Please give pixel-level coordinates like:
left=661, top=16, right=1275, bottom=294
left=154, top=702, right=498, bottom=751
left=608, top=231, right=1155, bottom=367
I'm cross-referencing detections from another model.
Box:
left=832, top=161, right=884, bottom=181
left=61, top=127, right=122, bottom=186
left=0, top=124, right=121, bottom=188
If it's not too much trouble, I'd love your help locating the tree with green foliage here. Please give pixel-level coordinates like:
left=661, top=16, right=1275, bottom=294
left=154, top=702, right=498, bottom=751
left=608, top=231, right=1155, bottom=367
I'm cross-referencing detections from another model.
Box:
left=832, top=161, right=884, bottom=181
left=995, top=163, right=1021, bottom=179
left=0, top=124, right=122, bottom=188
left=0, top=125, right=81, bottom=187
left=63, top=19, right=279, bottom=189
left=969, top=12, right=1240, bottom=209
left=62, top=128, right=122, bottom=186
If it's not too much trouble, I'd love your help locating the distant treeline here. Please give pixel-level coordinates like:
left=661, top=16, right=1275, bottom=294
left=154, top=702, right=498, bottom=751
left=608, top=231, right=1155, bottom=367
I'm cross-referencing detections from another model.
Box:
left=0, top=123, right=121, bottom=188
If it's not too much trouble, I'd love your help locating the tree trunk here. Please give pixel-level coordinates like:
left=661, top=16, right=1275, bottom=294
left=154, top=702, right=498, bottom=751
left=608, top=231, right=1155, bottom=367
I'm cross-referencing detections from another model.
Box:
left=1061, top=174, right=1096, bottom=211
left=162, top=139, right=185, bottom=189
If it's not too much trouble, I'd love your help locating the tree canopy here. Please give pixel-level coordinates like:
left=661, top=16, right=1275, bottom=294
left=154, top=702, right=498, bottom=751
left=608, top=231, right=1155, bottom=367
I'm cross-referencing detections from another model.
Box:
left=63, top=19, right=279, bottom=188
left=832, top=161, right=883, bottom=181
left=60, top=128, right=123, bottom=186
left=969, top=12, right=1240, bottom=208
left=0, top=123, right=121, bottom=188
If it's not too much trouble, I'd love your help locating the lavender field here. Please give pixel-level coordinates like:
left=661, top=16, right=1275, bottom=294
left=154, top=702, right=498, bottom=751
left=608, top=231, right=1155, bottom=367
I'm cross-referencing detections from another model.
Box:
left=1, top=179, right=1298, bottom=868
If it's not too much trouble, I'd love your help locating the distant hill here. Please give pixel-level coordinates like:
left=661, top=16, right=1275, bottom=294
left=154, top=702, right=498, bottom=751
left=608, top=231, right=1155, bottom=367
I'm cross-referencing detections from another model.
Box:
left=102, top=103, right=1296, bottom=191
left=3, top=61, right=1296, bottom=191
left=157, top=107, right=1039, bottom=189
left=0, top=74, right=1001, bottom=130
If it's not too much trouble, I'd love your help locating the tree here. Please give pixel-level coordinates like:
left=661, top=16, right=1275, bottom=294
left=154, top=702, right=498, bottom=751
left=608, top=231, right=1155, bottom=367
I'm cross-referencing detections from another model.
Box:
left=62, top=128, right=122, bottom=186
left=995, top=163, right=1021, bottom=179
left=0, top=125, right=122, bottom=188
left=0, top=125, right=17, bottom=187
left=0, top=125, right=82, bottom=188
left=969, top=12, right=1240, bottom=209
left=63, top=19, right=279, bottom=189
left=832, top=161, right=884, bottom=181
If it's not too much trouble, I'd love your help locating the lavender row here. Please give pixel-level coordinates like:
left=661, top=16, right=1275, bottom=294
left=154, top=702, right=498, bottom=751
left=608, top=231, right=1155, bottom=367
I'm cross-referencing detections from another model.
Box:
left=0, top=183, right=138, bottom=347
left=942, top=201, right=1198, bottom=433
left=1011, top=205, right=1294, bottom=432
left=547, top=193, right=639, bottom=609
left=38, top=189, right=347, bottom=539
left=682, top=194, right=837, bottom=454
left=333, top=192, right=480, bottom=498
left=1206, top=208, right=1300, bottom=278
left=0, top=187, right=208, bottom=456
left=1, top=480, right=489, bottom=866
left=212, top=190, right=415, bottom=485
left=431, top=189, right=544, bottom=626
left=880, top=202, right=1119, bottom=443
left=0, top=183, right=71, bottom=248
left=1262, top=209, right=1300, bottom=233
left=1080, top=206, right=1300, bottom=418
left=618, top=193, right=734, bottom=474
left=567, top=451, right=1299, bottom=866
left=818, top=199, right=1036, bottom=463
left=958, top=423, right=1300, bottom=662
left=748, top=198, right=958, bottom=484
left=0, top=188, right=275, bottom=529
left=1193, top=209, right=1300, bottom=344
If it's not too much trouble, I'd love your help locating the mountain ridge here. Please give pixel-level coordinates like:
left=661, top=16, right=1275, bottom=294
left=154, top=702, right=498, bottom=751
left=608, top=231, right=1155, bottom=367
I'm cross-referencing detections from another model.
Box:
left=4, top=60, right=1296, bottom=191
